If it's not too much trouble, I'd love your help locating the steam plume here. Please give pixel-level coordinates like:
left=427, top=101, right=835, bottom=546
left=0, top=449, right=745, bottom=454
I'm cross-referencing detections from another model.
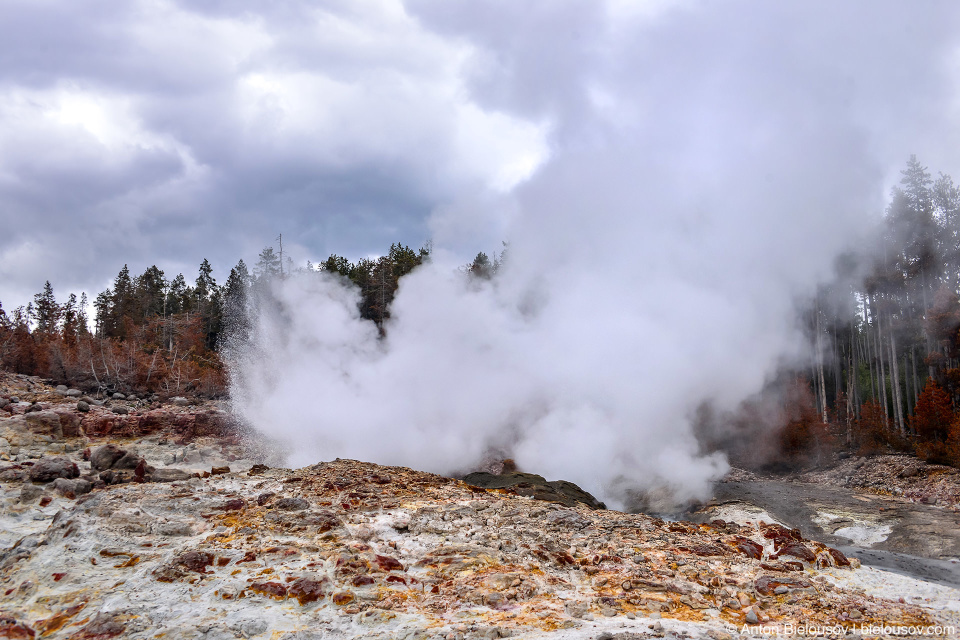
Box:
left=229, top=1, right=960, bottom=509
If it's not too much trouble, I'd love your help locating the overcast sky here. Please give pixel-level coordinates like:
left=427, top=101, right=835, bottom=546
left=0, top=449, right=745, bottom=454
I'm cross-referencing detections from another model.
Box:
left=2, top=0, right=960, bottom=309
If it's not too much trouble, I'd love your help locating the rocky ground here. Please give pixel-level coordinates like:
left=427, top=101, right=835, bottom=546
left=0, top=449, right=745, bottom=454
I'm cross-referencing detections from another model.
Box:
left=791, top=455, right=960, bottom=511
left=0, top=372, right=958, bottom=639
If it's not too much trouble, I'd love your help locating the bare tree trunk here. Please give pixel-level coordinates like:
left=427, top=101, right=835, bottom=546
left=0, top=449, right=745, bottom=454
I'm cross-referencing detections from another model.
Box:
left=889, top=316, right=905, bottom=434
left=876, top=300, right=890, bottom=422
left=911, top=346, right=920, bottom=407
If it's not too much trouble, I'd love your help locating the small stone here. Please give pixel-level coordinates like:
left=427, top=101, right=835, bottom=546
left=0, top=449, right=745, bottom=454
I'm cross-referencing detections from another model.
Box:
left=774, top=586, right=789, bottom=595
left=65, top=389, right=82, bottom=397
left=849, top=610, right=862, bottom=620
left=600, top=606, right=617, bottom=617
left=126, top=394, right=137, bottom=401
left=625, top=612, right=636, bottom=619
left=111, top=406, right=129, bottom=415
left=76, top=401, right=90, bottom=412
left=211, top=466, right=230, bottom=475
left=745, top=609, right=759, bottom=624
left=652, top=621, right=663, bottom=632
left=171, top=397, right=190, bottom=407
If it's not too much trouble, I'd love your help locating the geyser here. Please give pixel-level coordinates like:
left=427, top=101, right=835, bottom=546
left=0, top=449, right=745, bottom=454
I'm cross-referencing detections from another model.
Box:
left=228, top=0, right=960, bottom=509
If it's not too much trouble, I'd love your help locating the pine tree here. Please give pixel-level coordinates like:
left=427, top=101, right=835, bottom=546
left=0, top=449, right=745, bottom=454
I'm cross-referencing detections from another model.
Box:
left=221, top=260, right=251, bottom=347
left=255, top=247, right=281, bottom=281
left=136, top=266, right=166, bottom=319
left=32, top=281, right=60, bottom=335
left=110, top=265, right=135, bottom=338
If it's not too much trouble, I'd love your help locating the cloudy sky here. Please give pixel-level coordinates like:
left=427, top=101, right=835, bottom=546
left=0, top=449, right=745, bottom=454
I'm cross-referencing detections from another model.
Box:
left=2, top=0, right=960, bottom=309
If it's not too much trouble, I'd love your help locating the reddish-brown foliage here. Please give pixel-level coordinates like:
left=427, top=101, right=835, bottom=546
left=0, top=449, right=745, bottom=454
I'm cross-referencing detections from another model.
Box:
left=0, top=314, right=225, bottom=398
left=776, top=377, right=835, bottom=467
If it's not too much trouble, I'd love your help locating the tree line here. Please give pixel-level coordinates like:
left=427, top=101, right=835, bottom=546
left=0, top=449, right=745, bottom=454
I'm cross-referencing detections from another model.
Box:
left=775, top=155, right=960, bottom=468
left=0, top=242, right=430, bottom=398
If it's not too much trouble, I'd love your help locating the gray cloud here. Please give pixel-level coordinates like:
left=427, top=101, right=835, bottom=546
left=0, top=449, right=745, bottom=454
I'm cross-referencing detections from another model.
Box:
left=0, top=0, right=544, bottom=306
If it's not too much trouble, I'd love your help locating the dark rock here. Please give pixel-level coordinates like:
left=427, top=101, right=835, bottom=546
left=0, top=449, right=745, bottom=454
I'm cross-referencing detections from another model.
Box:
left=288, top=577, right=329, bottom=604
left=111, top=406, right=129, bottom=415
left=211, top=465, right=230, bottom=475
left=112, top=393, right=126, bottom=400
left=77, top=401, right=90, bottom=413
left=754, top=574, right=812, bottom=596
left=730, top=536, right=763, bottom=560
left=113, top=450, right=142, bottom=469
left=65, top=389, right=82, bottom=397
left=462, top=471, right=605, bottom=510
left=91, top=444, right=127, bottom=471
left=28, top=457, right=79, bottom=483
left=149, top=468, right=192, bottom=483
left=305, top=510, right=341, bottom=532
left=275, top=497, right=310, bottom=511
left=53, top=409, right=82, bottom=437
left=53, top=477, right=92, bottom=497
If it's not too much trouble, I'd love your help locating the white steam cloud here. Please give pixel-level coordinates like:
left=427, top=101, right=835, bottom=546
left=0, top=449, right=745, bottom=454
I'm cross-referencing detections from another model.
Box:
left=229, top=1, right=960, bottom=509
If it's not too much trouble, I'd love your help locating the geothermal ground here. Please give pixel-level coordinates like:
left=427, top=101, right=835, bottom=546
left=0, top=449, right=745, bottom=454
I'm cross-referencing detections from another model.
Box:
left=1, top=372, right=959, bottom=639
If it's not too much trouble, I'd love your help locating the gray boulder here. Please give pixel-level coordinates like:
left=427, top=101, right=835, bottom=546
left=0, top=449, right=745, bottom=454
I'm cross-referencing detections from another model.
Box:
left=19, top=484, right=43, bottom=503
left=90, top=444, right=127, bottom=471
left=65, top=389, right=82, bottom=397
left=77, top=401, right=90, bottom=412
left=53, top=477, right=92, bottom=496
left=171, top=397, right=190, bottom=407
left=112, top=393, right=126, bottom=400
left=28, top=457, right=80, bottom=483
left=24, top=411, right=63, bottom=440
